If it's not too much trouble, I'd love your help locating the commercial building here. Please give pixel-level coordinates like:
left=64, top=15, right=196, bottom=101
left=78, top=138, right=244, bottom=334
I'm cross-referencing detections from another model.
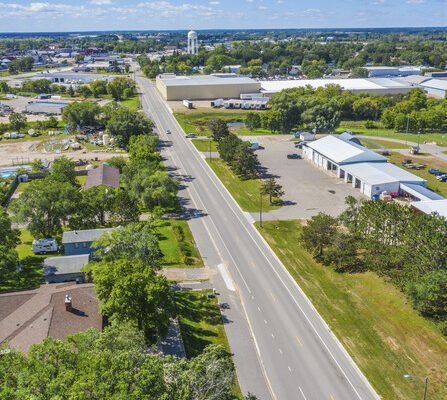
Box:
left=303, top=135, right=432, bottom=200
left=36, top=72, right=112, bottom=85
left=156, top=74, right=261, bottom=101
left=412, top=199, right=447, bottom=218
left=260, top=78, right=414, bottom=96
left=365, top=66, right=424, bottom=78
left=25, top=101, right=69, bottom=115
left=418, top=79, right=447, bottom=98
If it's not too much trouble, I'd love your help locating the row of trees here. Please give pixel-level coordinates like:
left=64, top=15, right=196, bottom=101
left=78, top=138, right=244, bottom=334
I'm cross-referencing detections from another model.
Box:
left=265, top=86, right=447, bottom=134
left=0, top=323, right=239, bottom=399
left=17, top=76, right=136, bottom=101
left=207, top=118, right=260, bottom=180
left=0, top=208, right=19, bottom=286
left=302, top=197, right=447, bottom=333
left=121, top=135, right=179, bottom=212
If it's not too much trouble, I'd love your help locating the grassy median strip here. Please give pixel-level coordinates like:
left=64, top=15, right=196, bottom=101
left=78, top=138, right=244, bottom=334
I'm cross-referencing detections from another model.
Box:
left=256, top=220, right=447, bottom=400
left=206, top=157, right=280, bottom=212
left=191, top=138, right=218, bottom=152
left=175, top=289, right=243, bottom=398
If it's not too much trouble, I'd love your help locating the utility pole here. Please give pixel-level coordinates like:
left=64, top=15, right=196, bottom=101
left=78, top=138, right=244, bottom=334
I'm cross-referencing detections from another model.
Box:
left=209, top=136, right=212, bottom=161
left=404, top=374, right=429, bottom=400
left=259, top=190, right=263, bottom=228
left=405, top=114, right=410, bottom=145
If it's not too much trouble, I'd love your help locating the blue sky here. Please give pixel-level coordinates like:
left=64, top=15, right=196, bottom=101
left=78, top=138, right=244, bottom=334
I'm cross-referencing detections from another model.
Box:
left=0, top=0, right=445, bottom=32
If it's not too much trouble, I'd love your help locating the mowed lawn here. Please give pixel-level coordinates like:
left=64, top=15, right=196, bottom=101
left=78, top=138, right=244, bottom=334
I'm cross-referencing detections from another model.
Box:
left=119, top=95, right=141, bottom=110
left=360, top=138, right=407, bottom=150
left=337, top=120, right=447, bottom=147
left=157, top=219, right=203, bottom=268
left=257, top=220, right=447, bottom=400
left=206, top=158, right=280, bottom=212
left=174, top=108, right=272, bottom=137
left=175, top=289, right=243, bottom=399
left=191, top=138, right=218, bottom=152
left=387, top=152, right=447, bottom=197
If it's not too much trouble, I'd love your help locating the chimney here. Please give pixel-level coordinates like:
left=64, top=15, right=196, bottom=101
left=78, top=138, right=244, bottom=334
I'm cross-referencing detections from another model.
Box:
left=65, top=294, right=72, bottom=312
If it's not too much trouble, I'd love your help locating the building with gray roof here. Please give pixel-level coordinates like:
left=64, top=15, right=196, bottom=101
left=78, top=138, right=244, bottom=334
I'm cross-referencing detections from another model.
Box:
left=62, top=228, right=113, bottom=256
left=43, top=254, right=90, bottom=283
left=85, top=164, right=120, bottom=190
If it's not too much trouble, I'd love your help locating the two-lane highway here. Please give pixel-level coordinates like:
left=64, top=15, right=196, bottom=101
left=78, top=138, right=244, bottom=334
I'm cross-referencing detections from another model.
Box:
left=137, top=76, right=380, bottom=400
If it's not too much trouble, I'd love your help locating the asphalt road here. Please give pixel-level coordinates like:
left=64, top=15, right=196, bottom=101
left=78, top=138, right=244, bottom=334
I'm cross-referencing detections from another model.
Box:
left=137, top=77, right=380, bottom=400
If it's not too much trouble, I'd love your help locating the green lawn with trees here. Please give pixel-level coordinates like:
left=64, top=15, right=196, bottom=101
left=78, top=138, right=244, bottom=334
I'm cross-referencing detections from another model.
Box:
left=191, top=138, right=218, bottom=152
left=206, top=158, right=280, bottom=212
left=157, top=219, right=204, bottom=268
left=257, top=219, right=447, bottom=400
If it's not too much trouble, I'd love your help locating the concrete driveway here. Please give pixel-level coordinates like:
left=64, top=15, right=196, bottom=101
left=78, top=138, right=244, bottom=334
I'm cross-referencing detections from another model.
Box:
left=253, top=135, right=364, bottom=220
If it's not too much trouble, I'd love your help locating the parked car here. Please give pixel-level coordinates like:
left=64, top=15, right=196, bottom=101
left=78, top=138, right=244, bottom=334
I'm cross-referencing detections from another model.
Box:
left=287, top=153, right=302, bottom=159
left=294, top=142, right=303, bottom=148
left=428, top=168, right=440, bottom=175
left=166, top=130, right=171, bottom=134
left=186, top=133, right=196, bottom=138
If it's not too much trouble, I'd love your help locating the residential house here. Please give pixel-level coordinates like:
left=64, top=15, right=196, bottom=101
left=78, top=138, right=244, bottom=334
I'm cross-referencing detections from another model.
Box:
left=62, top=228, right=113, bottom=256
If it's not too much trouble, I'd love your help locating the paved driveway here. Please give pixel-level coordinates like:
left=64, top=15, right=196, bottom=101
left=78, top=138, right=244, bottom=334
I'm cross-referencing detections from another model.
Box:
left=253, top=135, right=364, bottom=220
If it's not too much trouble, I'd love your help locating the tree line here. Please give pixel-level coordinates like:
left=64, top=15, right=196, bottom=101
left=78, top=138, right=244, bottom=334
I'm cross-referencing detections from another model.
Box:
left=207, top=118, right=260, bottom=180
left=301, top=197, right=447, bottom=334
left=0, top=323, right=242, bottom=399
left=257, top=86, right=447, bottom=134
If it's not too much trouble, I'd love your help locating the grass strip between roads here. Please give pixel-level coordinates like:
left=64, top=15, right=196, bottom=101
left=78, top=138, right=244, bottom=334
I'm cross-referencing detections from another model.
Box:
left=256, top=220, right=447, bottom=400
left=175, top=289, right=243, bottom=398
left=206, top=157, right=280, bottom=213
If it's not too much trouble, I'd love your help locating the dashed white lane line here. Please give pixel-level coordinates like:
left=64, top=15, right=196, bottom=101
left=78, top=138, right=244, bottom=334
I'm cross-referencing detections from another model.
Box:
left=299, top=386, right=308, bottom=400
left=288, top=366, right=292, bottom=372
left=271, top=333, right=275, bottom=339
left=264, top=319, right=268, bottom=324
left=217, top=263, right=236, bottom=291
left=279, top=348, right=283, bottom=355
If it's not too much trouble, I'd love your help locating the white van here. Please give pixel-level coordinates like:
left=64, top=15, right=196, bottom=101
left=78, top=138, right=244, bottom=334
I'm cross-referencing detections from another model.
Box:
left=32, top=238, right=58, bottom=254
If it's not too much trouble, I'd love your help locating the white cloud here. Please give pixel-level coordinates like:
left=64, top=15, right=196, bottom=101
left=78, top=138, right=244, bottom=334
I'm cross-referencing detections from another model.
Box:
left=406, top=0, right=425, bottom=3
left=137, top=1, right=218, bottom=18
left=89, top=0, right=112, bottom=4
left=0, top=2, right=87, bottom=16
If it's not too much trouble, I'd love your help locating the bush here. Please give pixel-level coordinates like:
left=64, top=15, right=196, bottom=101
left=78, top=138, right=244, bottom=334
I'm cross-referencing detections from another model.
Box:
left=365, top=120, right=377, bottom=129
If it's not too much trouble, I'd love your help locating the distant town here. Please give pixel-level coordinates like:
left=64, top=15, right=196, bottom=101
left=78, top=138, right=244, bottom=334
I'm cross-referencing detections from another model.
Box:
left=0, top=26, right=446, bottom=400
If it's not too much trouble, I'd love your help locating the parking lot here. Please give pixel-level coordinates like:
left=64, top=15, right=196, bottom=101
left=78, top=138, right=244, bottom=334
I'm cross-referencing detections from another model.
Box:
left=253, top=135, right=364, bottom=220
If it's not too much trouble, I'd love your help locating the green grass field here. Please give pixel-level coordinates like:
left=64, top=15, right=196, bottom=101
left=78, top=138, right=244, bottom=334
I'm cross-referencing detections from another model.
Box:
left=191, top=138, right=218, bottom=152
left=387, top=152, right=447, bottom=197
left=174, top=108, right=273, bottom=137
left=157, top=219, right=203, bottom=268
left=175, top=289, right=242, bottom=398
left=206, top=158, right=281, bottom=212
left=337, top=120, right=447, bottom=147
left=120, top=95, right=141, bottom=111
left=360, top=138, right=407, bottom=150
left=257, top=220, right=447, bottom=400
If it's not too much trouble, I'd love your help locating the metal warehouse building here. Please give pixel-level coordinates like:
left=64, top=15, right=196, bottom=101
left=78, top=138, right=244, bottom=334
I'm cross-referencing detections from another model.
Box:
left=303, top=134, right=434, bottom=199
left=25, top=101, right=70, bottom=115
left=156, top=74, right=261, bottom=100
left=260, top=78, right=414, bottom=96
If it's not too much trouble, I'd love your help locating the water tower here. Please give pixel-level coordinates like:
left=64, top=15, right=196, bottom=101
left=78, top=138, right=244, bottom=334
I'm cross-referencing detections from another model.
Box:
left=187, top=30, right=198, bottom=55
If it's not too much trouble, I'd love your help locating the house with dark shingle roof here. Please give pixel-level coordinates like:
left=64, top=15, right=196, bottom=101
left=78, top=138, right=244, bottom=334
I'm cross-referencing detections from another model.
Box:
left=85, top=164, right=120, bottom=190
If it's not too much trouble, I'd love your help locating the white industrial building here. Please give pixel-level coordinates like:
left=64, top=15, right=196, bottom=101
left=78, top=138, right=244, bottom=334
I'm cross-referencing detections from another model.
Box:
left=303, top=135, right=434, bottom=199
left=156, top=74, right=261, bottom=100
left=412, top=199, right=447, bottom=218
left=260, top=78, right=413, bottom=96
left=365, top=66, right=424, bottom=78
left=418, top=79, right=447, bottom=98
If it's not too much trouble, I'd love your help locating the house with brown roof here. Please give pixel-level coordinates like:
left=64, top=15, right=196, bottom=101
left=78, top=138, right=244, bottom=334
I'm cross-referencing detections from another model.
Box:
left=85, top=164, right=120, bottom=190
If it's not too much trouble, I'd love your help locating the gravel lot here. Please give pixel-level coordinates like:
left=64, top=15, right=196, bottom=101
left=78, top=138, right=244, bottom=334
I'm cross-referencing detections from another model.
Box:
left=253, top=135, right=364, bottom=220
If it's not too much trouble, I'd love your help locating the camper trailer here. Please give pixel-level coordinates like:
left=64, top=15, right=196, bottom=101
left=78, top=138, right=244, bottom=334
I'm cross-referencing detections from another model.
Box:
left=32, top=238, right=58, bottom=254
